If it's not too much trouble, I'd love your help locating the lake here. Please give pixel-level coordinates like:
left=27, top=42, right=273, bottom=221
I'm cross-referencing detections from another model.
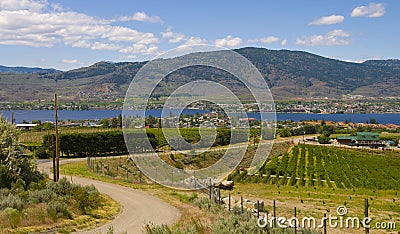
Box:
left=1, top=110, right=399, bottom=125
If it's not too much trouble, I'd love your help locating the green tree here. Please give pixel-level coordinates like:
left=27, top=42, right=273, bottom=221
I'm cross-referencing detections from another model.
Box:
left=42, top=122, right=55, bottom=131
left=0, top=165, right=13, bottom=189
left=0, top=116, right=21, bottom=173
left=100, top=118, right=110, bottom=128
left=318, top=132, right=331, bottom=144
left=279, top=128, right=292, bottom=138
left=117, top=114, right=122, bottom=128
left=111, top=117, right=118, bottom=128
left=31, top=120, right=41, bottom=125
left=0, top=116, right=43, bottom=187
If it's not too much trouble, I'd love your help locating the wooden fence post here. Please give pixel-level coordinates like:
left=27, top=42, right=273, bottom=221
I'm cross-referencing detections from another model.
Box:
left=209, top=178, right=212, bottom=201
left=241, top=195, right=244, bottom=213
left=229, top=193, right=231, bottom=211
left=273, top=200, right=276, bottom=228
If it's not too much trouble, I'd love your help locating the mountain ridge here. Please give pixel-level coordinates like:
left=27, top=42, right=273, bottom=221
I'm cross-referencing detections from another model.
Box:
left=0, top=65, right=59, bottom=74
left=1, top=47, right=399, bottom=102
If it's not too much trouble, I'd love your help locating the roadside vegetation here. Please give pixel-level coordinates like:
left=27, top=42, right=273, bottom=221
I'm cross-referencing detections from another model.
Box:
left=145, top=196, right=321, bottom=234
left=0, top=116, right=119, bottom=233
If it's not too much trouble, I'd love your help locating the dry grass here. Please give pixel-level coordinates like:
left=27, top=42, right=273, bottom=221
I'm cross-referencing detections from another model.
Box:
left=0, top=194, right=120, bottom=234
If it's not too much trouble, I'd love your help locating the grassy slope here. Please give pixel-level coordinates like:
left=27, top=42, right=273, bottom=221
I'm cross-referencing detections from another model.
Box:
left=1, top=194, right=120, bottom=234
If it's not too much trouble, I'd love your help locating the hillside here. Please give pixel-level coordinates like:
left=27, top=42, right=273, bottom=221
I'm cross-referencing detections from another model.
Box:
left=0, top=65, right=58, bottom=74
left=1, top=47, right=399, bottom=102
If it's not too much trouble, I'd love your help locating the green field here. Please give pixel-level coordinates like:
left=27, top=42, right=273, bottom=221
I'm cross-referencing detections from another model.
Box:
left=230, top=144, right=400, bottom=190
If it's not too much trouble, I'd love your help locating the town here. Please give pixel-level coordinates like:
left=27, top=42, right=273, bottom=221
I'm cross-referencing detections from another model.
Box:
left=2, top=96, right=400, bottom=114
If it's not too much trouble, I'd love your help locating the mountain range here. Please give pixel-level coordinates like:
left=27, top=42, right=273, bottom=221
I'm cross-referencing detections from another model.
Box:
left=0, top=65, right=58, bottom=74
left=1, top=47, right=399, bottom=103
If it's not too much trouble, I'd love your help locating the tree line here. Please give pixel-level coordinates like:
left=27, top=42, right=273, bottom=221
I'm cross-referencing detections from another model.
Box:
left=41, top=131, right=157, bottom=157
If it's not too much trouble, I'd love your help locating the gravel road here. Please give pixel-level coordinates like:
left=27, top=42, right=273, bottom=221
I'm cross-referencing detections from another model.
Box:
left=38, top=160, right=181, bottom=234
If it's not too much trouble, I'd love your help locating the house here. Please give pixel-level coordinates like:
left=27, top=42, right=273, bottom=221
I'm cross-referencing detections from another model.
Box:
left=336, top=132, right=384, bottom=148
left=15, top=123, right=38, bottom=130
left=336, top=135, right=356, bottom=145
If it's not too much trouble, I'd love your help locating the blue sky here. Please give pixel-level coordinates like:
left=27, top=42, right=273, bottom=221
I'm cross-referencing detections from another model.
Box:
left=0, top=0, right=398, bottom=70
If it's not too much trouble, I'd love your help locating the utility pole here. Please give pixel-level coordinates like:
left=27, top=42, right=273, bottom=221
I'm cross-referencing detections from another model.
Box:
left=54, top=94, right=60, bottom=181
left=52, top=134, right=56, bottom=182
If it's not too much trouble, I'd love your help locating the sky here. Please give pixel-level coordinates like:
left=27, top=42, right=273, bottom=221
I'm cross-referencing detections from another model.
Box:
left=0, top=0, right=399, bottom=70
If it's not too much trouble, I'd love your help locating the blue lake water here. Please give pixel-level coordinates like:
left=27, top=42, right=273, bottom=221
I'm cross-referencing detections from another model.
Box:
left=1, top=110, right=399, bottom=125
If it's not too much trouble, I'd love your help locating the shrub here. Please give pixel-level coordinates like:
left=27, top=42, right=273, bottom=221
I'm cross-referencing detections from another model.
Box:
left=0, top=194, right=24, bottom=211
left=144, top=223, right=173, bottom=234
left=0, top=188, right=9, bottom=198
left=28, top=189, right=56, bottom=204
left=11, top=178, right=26, bottom=193
left=34, top=147, right=51, bottom=159
left=46, top=177, right=73, bottom=196
left=47, top=201, right=72, bottom=221
left=2, top=207, right=22, bottom=228
left=193, top=197, right=222, bottom=213
left=72, top=184, right=102, bottom=214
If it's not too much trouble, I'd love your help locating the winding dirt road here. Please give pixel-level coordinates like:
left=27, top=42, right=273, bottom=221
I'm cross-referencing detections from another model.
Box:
left=38, top=160, right=180, bottom=234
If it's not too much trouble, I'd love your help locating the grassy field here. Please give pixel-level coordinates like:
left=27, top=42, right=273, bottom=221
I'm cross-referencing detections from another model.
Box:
left=60, top=141, right=400, bottom=233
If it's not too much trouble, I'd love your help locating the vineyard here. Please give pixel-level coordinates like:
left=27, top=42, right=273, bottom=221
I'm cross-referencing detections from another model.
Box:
left=230, top=144, right=400, bottom=190
left=85, top=141, right=292, bottom=184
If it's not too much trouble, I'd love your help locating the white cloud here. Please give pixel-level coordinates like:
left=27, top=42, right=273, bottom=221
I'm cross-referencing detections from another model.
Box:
left=249, top=36, right=279, bottom=44
left=351, top=3, right=385, bottom=18
left=0, top=0, right=47, bottom=12
left=118, top=11, right=163, bottom=24
left=51, top=3, right=63, bottom=11
left=105, top=26, right=158, bottom=43
left=91, top=42, right=121, bottom=51
left=0, top=0, right=160, bottom=56
left=281, top=39, right=287, bottom=46
left=64, top=38, right=91, bottom=48
left=182, top=36, right=207, bottom=46
left=119, top=44, right=159, bottom=55
left=214, top=35, right=242, bottom=48
left=161, top=29, right=186, bottom=43
left=309, top=14, right=344, bottom=25
left=61, top=59, right=80, bottom=64
left=296, top=29, right=351, bottom=46
left=161, top=28, right=207, bottom=46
